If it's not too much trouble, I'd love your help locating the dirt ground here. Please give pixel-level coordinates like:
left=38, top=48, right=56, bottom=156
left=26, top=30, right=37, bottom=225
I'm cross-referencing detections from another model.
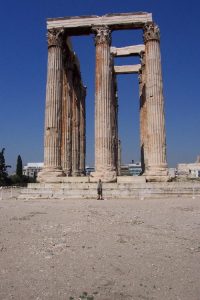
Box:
left=0, top=195, right=200, bottom=300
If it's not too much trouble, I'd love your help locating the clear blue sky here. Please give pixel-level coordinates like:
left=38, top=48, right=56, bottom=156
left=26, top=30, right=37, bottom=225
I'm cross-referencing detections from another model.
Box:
left=0, top=0, right=199, bottom=172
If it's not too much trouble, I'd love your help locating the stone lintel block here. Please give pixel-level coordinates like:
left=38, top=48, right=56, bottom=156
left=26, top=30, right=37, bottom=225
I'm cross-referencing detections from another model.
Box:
left=114, top=64, right=141, bottom=74
left=47, top=12, right=152, bottom=32
left=111, top=45, right=145, bottom=57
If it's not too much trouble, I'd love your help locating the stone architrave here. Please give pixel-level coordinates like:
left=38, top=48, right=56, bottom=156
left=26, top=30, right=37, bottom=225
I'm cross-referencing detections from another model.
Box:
left=138, top=51, right=147, bottom=174
left=79, top=86, right=86, bottom=175
left=61, top=54, right=73, bottom=176
left=47, top=13, right=153, bottom=31
left=72, top=73, right=80, bottom=176
left=91, top=26, right=117, bottom=182
left=38, top=28, right=65, bottom=181
left=143, top=23, right=168, bottom=181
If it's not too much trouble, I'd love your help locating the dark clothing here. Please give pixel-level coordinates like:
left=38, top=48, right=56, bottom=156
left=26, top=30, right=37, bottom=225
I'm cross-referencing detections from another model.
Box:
left=97, top=188, right=102, bottom=196
left=97, top=181, right=103, bottom=199
left=97, top=181, right=102, bottom=192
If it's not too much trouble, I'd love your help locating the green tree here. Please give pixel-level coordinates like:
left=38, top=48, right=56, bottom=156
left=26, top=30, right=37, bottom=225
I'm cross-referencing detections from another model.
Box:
left=10, top=155, right=36, bottom=186
left=0, top=148, right=11, bottom=186
left=16, top=155, right=23, bottom=177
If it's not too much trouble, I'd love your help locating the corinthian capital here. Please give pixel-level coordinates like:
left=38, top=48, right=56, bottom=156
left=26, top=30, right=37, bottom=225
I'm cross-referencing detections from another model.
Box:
left=47, top=28, right=65, bottom=48
left=143, top=22, right=160, bottom=43
left=92, top=26, right=111, bottom=46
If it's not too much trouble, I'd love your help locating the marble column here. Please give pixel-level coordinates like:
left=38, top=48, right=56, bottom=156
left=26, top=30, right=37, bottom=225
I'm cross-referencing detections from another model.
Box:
left=38, top=29, right=65, bottom=181
left=143, top=23, right=168, bottom=181
left=91, top=26, right=117, bottom=182
left=79, top=86, right=86, bottom=175
left=72, top=73, right=80, bottom=176
left=117, top=139, right=121, bottom=176
left=61, top=57, right=73, bottom=176
left=139, top=51, right=147, bottom=174
left=111, top=71, right=118, bottom=175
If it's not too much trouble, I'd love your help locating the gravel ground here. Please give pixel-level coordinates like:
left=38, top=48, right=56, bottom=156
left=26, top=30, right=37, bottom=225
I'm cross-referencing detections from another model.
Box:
left=0, top=196, right=200, bottom=300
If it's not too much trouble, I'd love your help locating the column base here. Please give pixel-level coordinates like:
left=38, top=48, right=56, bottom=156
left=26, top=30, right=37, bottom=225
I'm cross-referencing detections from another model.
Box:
left=71, top=170, right=81, bottom=177
left=90, top=170, right=117, bottom=183
left=79, top=170, right=86, bottom=176
left=144, top=166, right=170, bottom=182
left=37, top=167, right=65, bottom=183
left=63, top=169, right=72, bottom=177
left=145, top=175, right=170, bottom=182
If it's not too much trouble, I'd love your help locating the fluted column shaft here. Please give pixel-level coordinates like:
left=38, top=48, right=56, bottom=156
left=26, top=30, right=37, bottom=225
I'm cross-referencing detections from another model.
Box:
left=61, top=61, right=73, bottom=176
left=139, top=52, right=147, bottom=174
left=79, top=86, right=86, bottom=175
left=111, top=72, right=118, bottom=174
left=91, top=26, right=116, bottom=182
left=72, top=75, right=80, bottom=176
left=117, top=139, right=121, bottom=176
left=143, top=23, right=168, bottom=178
left=42, top=29, right=64, bottom=177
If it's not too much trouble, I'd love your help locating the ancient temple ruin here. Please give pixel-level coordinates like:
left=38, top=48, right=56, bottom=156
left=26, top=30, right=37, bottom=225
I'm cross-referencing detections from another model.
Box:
left=38, top=12, right=169, bottom=183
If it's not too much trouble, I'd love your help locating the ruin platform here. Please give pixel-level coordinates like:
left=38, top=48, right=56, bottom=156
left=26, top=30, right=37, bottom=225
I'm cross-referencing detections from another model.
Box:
left=18, top=181, right=200, bottom=200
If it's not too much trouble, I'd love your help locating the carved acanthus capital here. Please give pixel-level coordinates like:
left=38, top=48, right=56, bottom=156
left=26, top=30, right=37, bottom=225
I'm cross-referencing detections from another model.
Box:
left=143, top=22, right=160, bottom=43
left=92, top=26, right=111, bottom=46
left=47, top=28, right=65, bottom=48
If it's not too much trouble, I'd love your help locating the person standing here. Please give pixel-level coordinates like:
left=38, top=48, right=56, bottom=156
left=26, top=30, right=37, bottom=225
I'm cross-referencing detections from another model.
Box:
left=97, top=179, right=103, bottom=200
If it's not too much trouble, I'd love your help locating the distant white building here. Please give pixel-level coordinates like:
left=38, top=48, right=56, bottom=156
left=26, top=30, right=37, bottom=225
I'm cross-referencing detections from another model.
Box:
left=168, top=168, right=176, bottom=177
left=85, top=166, right=94, bottom=176
left=85, top=162, right=142, bottom=176
left=120, top=162, right=142, bottom=176
left=23, top=162, right=44, bottom=178
left=177, top=156, right=200, bottom=178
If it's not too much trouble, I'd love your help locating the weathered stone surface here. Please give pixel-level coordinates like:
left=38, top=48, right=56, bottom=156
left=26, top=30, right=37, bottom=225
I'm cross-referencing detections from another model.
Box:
left=117, top=140, right=121, bottom=176
left=19, top=181, right=200, bottom=199
left=143, top=22, right=160, bottom=43
left=39, top=32, right=86, bottom=182
left=72, top=74, right=80, bottom=176
left=143, top=22, right=169, bottom=181
left=47, top=28, right=64, bottom=48
left=39, top=13, right=169, bottom=184
left=117, top=176, right=146, bottom=183
left=38, top=29, right=65, bottom=182
left=111, top=45, right=145, bottom=57
left=61, top=50, right=73, bottom=176
left=139, top=51, right=147, bottom=174
left=79, top=86, right=86, bottom=175
left=111, top=61, right=118, bottom=175
left=90, top=25, right=117, bottom=182
left=47, top=12, right=152, bottom=32
left=114, top=64, right=141, bottom=74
